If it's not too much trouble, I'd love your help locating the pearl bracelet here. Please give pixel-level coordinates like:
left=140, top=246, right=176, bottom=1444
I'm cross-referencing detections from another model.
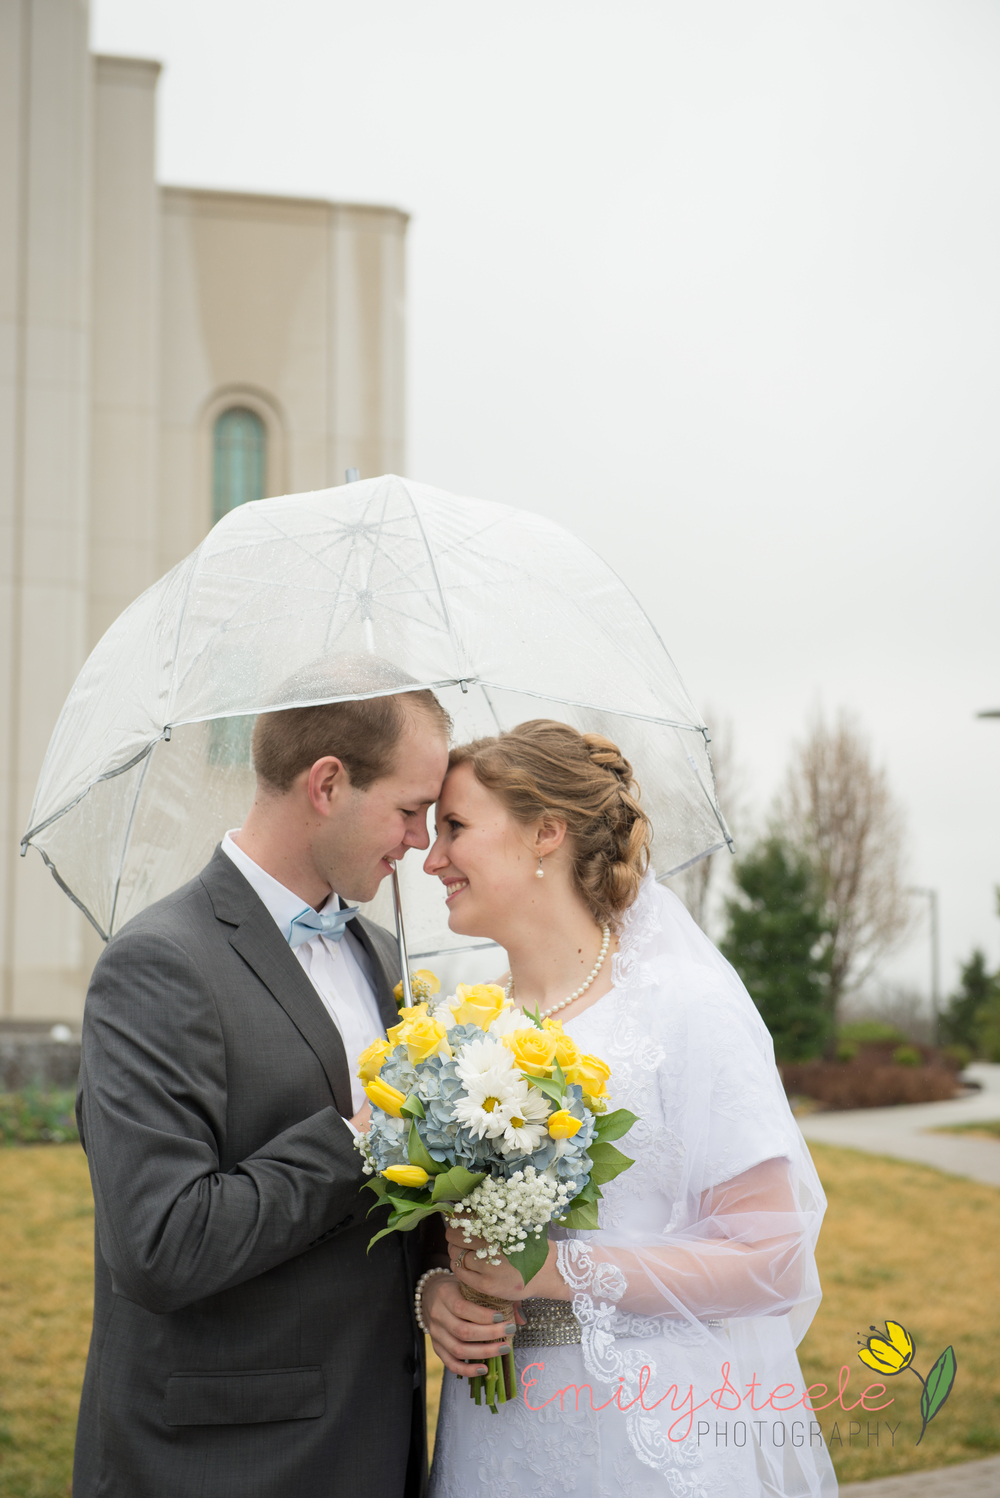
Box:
left=414, top=1267, right=452, bottom=1332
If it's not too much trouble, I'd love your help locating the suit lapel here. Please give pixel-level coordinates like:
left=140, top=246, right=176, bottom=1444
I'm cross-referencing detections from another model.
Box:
left=348, top=916, right=402, bottom=1032
left=229, top=919, right=356, bottom=1117
left=201, top=848, right=355, bottom=1117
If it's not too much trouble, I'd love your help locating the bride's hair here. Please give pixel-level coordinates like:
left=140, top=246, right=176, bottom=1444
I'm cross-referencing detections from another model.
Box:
left=448, top=719, right=651, bottom=927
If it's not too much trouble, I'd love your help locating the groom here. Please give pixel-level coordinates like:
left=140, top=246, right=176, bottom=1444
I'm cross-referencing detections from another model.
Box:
left=74, top=685, right=450, bottom=1498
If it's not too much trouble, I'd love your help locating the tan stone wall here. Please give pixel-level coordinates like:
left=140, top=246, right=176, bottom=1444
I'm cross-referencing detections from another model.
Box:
left=1, top=0, right=93, bottom=1022
left=2, top=16, right=407, bottom=1022
left=158, top=188, right=407, bottom=573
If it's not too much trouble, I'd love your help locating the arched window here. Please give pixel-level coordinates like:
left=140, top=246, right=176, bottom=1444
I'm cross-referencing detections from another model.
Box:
left=212, top=407, right=266, bottom=524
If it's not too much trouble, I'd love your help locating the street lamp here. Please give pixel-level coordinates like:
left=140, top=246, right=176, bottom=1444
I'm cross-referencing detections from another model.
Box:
left=906, top=886, right=940, bottom=1037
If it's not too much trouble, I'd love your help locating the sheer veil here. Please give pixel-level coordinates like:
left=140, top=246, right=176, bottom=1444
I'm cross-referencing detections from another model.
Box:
left=552, top=872, right=836, bottom=1496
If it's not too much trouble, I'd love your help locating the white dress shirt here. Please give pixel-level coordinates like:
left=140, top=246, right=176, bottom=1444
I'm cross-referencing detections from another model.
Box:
left=221, top=832, right=387, bottom=1115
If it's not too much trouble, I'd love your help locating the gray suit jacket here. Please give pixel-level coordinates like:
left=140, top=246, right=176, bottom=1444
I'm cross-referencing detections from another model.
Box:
left=74, top=846, right=429, bottom=1498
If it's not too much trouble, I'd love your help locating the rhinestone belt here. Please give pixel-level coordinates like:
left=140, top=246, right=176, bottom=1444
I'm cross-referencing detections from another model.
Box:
left=512, top=1298, right=582, bottom=1349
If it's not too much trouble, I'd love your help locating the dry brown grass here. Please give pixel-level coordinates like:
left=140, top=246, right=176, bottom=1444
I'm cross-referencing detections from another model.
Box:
left=2, top=1143, right=997, bottom=1493
left=799, top=1143, right=1000, bottom=1484
left=0, top=1145, right=94, bottom=1498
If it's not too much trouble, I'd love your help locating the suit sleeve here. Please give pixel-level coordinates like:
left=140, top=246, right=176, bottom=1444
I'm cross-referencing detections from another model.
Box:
left=79, top=928, right=367, bottom=1315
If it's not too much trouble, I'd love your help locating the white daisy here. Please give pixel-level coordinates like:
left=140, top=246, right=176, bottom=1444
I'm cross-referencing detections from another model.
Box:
left=454, top=1035, right=516, bottom=1084
left=451, top=1066, right=524, bottom=1140
left=430, top=999, right=459, bottom=1031
left=487, top=1004, right=525, bottom=1039
left=497, top=1084, right=551, bottom=1155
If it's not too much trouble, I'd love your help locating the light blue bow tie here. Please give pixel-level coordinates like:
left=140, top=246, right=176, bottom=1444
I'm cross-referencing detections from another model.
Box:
left=287, top=902, right=359, bottom=949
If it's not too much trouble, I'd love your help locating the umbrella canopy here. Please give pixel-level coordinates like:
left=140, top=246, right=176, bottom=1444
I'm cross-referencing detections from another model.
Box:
left=22, top=475, right=730, bottom=957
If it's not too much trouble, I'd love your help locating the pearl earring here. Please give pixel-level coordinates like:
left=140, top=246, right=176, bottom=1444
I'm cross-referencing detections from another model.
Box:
left=535, top=858, right=545, bottom=879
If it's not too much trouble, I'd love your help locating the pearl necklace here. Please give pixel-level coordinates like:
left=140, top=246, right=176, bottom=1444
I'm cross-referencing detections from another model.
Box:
left=504, top=924, right=611, bottom=1018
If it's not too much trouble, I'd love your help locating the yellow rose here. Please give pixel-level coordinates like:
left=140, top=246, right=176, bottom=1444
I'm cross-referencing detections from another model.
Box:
left=547, top=1109, right=583, bottom=1140
left=382, top=1164, right=430, bottom=1188
left=393, top=970, right=441, bottom=1005
left=542, top=1019, right=581, bottom=1071
left=356, top=1036, right=390, bottom=1083
left=364, top=1077, right=407, bottom=1117
left=387, top=1002, right=428, bottom=1041
left=450, top=983, right=507, bottom=1030
left=565, top=1053, right=612, bottom=1108
left=504, top=1027, right=559, bottom=1077
left=387, top=1013, right=452, bottom=1066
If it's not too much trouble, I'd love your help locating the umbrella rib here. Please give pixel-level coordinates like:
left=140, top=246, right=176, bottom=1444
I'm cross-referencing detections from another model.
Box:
left=474, top=681, right=706, bottom=731
left=107, top=739, right=159, bottom=936
left=400, top=480, right=464, bottom=671
left=21, top=738, right=163, bottom=847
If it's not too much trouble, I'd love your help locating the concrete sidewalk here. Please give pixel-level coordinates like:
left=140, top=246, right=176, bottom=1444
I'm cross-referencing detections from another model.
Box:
left=799, top=1064, right=1000, bottom=1187
left=838, top=1454, right=1000, bottom=1496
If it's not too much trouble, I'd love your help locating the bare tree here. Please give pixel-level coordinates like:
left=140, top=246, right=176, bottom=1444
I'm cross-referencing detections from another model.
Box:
left=669, top=711, right=748, bottom=936
left=780, top=710, right=910, bottom=1028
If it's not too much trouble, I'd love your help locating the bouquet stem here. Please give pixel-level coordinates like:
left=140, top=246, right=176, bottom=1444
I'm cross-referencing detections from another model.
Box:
left=459, top=1282, right=517, bottom=1414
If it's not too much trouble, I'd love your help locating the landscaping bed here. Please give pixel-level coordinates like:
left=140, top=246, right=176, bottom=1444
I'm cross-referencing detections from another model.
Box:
left=780, top=1023, right=965, bottom=1109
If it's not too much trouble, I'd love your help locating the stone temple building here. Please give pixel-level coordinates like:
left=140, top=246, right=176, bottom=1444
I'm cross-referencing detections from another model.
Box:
left=1, top=0, right=408, bottom=1025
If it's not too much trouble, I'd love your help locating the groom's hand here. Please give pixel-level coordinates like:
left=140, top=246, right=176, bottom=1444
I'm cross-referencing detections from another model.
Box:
left=421, top=1275, right=522, bottom=1378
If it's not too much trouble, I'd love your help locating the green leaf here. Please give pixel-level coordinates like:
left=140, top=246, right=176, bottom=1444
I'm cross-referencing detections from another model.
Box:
left=559, top=1197, right=600, bottom=1229
left=383, top=1186, right=434, bottom=1214
left=407, top=1121, right=446, bottom=1174
left=367, top=1202, right=444, bottom=1251
left=918, top=1346, right=957, bottom=1442
left=400, top=1091, right=425, bottom=1119
left=587, top=1141, right=634, bottom=1186
left=526, top=1072, right=566, bottom=1105
left=593, top=1108, right=637, bottom=1143
left=430, top=1165, right=486, bottom=1204
left=512, top=1228, right=550, bottom=1288
left=525, top=1004, right=545, bottom=1030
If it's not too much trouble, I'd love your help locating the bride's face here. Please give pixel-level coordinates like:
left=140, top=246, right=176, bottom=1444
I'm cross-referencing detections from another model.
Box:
left=424, top=762, right=539, bottom=937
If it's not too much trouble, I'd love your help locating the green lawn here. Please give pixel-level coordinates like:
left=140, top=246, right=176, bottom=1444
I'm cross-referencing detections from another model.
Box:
left=1, top=1142, right=997, bottom=1495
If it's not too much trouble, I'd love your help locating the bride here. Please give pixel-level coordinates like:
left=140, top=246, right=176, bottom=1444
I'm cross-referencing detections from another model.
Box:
left=417, top=720, right=836, bottom=1498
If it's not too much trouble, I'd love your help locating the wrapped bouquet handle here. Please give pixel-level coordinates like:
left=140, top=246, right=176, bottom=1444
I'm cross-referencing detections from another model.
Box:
left=459, top=1281, right=517, bottom=1409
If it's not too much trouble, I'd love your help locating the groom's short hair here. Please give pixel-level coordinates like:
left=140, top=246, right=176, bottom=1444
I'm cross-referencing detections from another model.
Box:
left=252, top=689, right=449, bottom=794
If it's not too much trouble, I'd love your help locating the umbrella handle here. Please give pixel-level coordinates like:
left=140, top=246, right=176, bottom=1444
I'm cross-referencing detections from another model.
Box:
left=390, top=863, right=414, bottom=1008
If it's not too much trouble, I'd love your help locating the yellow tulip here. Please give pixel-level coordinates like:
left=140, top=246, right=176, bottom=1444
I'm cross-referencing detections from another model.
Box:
left=393, top=970, right=441, bottom=1005
left=565, top=1053, right=612, bottom=1108
left=387, top=1012, right=452, bottom=1066
left=547, top=1109, right=583, bottom=1140
left=382, top=1164, right=430, bottom=1188
left=504, top=1027, right=559, bottom=1077
left=858, top=1321, right=914, bottom=1375
left=363, top=1077, right=407, bottom=1117
left=356, top=1036, right=390, bottom=1083
left=450, top=982, right=507, bottom=1030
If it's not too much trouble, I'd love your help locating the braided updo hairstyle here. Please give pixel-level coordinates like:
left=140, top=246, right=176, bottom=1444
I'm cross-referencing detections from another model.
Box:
left=447, top=720, right=652, bottom=928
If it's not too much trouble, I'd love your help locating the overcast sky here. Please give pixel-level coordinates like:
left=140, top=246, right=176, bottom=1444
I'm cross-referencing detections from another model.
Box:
left=92, top=0, right=1000, bottom=1001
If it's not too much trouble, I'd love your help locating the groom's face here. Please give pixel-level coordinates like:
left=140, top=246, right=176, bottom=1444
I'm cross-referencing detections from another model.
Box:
left=311, top=713, right=449, bottom=902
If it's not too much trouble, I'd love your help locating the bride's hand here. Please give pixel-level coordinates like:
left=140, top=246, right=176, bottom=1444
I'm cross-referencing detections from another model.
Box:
left=421, top=1274, right=523, bottom=1377
left=444, top=1223, right=569, bottom=1302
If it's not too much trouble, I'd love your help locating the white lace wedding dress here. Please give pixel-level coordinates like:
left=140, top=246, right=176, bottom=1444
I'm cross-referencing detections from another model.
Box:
left=428, top=876, right=837, bottom=1498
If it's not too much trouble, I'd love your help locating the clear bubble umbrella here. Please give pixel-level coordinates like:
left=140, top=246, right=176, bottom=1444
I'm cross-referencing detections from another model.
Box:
left=21, top=475, right=731, bottom=968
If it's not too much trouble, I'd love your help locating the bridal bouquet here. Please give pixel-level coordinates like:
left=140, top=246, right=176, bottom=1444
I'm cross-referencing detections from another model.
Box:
left=355, top=976, right=636, bottom=1412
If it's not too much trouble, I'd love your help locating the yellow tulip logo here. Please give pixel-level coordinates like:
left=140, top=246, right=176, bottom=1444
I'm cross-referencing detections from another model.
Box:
left=858, top=1319, right=913, bottom=1375
left=857, top=1319, right=956, bottom=1445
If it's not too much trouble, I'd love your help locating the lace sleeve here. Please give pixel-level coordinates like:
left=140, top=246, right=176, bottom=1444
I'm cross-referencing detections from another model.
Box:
left=554, top=1155, right=818, bottom=1322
